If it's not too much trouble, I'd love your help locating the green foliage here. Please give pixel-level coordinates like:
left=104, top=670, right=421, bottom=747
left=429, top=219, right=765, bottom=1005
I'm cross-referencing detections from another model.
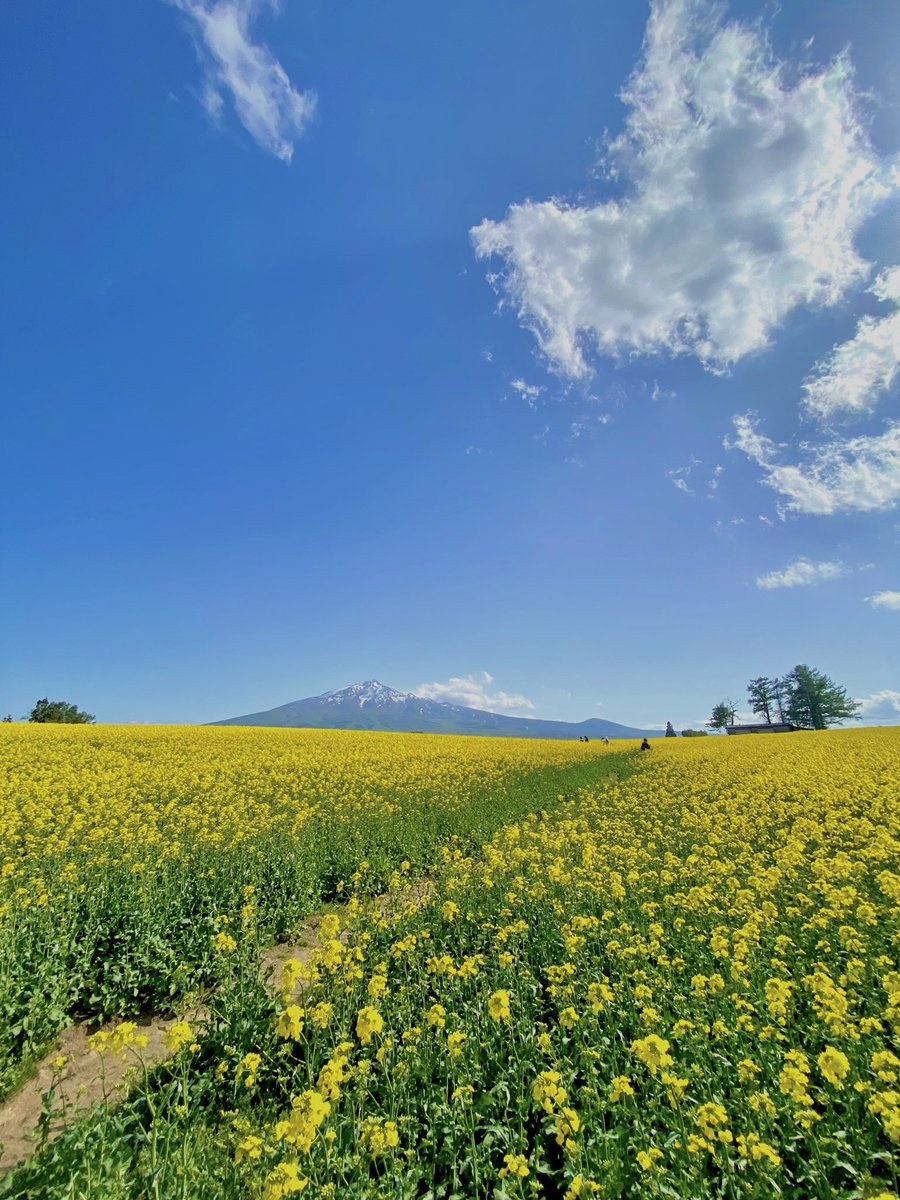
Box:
left=6, top=733, right=896, bottom=1199
left=0, top=1096, right=243, bottom=1200
left=0, top=752, right=636, bottom=1097
left=680, top=728, right=708, bottom=737
left=26, top=698, right=95, bottom=724
left=706, top=699, right=736, bottom=730
left=746, top=676, right=778, bottom=723
left=713, top=666, right=859, bottom=732
left=664, top=722, right=676, bottom=737
left=782, top=664, right=860, bottom=730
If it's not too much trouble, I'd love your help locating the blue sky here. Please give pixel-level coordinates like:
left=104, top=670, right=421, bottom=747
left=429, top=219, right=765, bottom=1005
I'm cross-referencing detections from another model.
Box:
left=2, top=0, right=899, bottom=729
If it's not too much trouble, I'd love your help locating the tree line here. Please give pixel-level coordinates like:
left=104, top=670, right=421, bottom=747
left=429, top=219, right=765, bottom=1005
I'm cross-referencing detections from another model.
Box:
left=708, top=665, right=859, bottom=731
left=1, top=698, right=97, bottom=724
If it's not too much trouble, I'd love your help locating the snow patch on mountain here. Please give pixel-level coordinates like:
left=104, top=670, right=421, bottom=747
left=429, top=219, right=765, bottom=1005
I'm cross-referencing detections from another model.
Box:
left=322, top=680, right=412, bottom=708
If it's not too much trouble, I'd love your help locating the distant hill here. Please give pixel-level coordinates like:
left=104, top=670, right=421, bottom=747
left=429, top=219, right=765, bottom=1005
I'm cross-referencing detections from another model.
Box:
left=211, top=680, right=653, bottom=740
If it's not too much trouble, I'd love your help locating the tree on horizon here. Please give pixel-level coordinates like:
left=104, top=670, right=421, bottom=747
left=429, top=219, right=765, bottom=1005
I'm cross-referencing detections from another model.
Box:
left=27, top=698, right=95, bottom=725
left=747, top=676, right=778, bottom=723
left=782, top=665, right=860, bottom=730
left=707, top=700, right=737, bottom=730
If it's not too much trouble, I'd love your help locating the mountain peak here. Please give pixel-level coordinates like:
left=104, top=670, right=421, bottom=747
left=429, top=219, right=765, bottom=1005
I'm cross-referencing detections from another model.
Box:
left=213, top=681, right=653, bottom=738
left=322, top=680, right=411, bottom=707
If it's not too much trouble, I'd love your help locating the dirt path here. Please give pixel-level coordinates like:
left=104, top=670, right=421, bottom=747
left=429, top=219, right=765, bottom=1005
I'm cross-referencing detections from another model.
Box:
left=0, top=884, right=433, bottom=1173
left=0, top=1015, right=183, bottom=1173
left=0, top=926, right=323, bottom=1173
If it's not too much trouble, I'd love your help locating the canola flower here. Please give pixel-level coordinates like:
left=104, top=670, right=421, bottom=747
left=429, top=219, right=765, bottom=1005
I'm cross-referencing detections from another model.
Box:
left=162, top=1020, right=193, bottom=1055
left=0, top=722, right=608, bottom=1090
left=87, top=1021, right=149, bottom=1058
left=3, top=724, right=899, bottom=1199
left=487, top=989, right=511, bottom=1022
left=225, top=727, right=899, bottom=1198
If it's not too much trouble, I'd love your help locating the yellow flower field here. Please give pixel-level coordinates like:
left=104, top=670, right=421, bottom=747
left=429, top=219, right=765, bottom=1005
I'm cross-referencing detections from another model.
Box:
left=2, top=726, right=898, bottom=1199
left=205, top=727, right=898, bottom=1200
left=0, top=723, right=621, bottom=1094
left=0, top=724, right=604, bottom=887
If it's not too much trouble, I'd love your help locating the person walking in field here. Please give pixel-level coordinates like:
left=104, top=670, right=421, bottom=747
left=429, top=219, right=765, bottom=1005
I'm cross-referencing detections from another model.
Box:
left=640, top=737, right=651, bottom=751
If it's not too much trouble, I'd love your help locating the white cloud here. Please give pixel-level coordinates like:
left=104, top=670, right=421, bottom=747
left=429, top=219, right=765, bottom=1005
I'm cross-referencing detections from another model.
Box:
left=510, top=378, right=544, bottom=406
left=728, top=413, right=900, bottom=515
left=756, top=557, right=844, bottom=590
left=414, top=672, right=536, bottom=714
left=855, top=689, right=900, bottom=723
left=866, top=590, right=900, bottom=610
left=667, top=456, right=701, bottom=494
left=802, top=267, right=900, bottom=421
left=727, top=413, right=782, bottom=466
left=172, top=0, right=316, bottom=162
left=472, top=0, right=891, bottom=378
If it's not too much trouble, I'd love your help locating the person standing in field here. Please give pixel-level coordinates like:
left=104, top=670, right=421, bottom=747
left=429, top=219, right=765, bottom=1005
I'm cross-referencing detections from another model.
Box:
left=640, top=737, right=651, bottom=751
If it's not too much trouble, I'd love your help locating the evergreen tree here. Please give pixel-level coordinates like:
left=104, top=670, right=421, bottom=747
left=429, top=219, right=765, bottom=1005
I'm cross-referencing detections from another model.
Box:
left=665, top=721, right=676, bottom=737
left=781, top=666, right=860, bottom=730
left=747, top=677, right=777, bottom=723
left=707, top=700, right=737, bottom=730
left=771, top=677, right=787, bottom=723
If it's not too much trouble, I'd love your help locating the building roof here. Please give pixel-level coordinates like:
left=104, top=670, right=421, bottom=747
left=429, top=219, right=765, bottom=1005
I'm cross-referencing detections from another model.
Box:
left=725, top=722, right=800, bottom=734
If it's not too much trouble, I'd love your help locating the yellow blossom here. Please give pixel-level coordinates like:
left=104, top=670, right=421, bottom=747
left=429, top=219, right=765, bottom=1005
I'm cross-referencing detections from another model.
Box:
left=488, top=990, right=511, bottom=1023
left=499, top=1153, right=530, bottom=1179
left=631, top=1034, right=673, bottom=1075
left=609, top=1075, right=635, bottom=1103
left=262, top=1161, right=308, bottom=1199
left=447, top=1031, right=467, bottom=1058
left=636, top=1147, right=664, bottom=1172
left=818, top=1046, right=850, bottom=1088
left=356, top=1005, right=384, bottom=1045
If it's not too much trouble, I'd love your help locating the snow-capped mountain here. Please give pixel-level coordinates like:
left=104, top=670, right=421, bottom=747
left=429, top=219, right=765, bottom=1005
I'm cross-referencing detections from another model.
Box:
left=211, top=681, right=652, bottom=740
left=321, top=681, right=410, bottom=708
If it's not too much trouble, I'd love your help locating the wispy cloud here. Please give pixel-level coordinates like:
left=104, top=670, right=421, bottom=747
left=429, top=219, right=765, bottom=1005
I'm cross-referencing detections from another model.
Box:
left=472, top=0, right=891, bottom=378
left=706, top=465, right=724, bottom=494
left=855, top=689, right=900, bottom=723
left=667, top=456, right=701, bottom=494
left=728, top=413, right=900, bottom=516
left=509, top=378, right=544, bottom=407
left=171, top=0, right=316, bottom=162
left=756, top=557, right=844, bottom=590
left=866, top=590, right=900, bottom=610
left=802, top=267, right=900, bottom=422
left=414, top=672, right=535, bottom=714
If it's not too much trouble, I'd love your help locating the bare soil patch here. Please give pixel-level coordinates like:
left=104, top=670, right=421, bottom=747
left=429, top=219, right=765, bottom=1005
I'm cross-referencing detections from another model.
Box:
left=0, top=882, right=434, bottom=1173
left=0, top=1015, right=181, bottom=1172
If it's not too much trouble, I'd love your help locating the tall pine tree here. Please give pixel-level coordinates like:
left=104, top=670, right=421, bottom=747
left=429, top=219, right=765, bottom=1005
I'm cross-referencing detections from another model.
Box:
left=747, top=677, right=777, bottom=723
left=781, top=666, right=860, bottom=730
